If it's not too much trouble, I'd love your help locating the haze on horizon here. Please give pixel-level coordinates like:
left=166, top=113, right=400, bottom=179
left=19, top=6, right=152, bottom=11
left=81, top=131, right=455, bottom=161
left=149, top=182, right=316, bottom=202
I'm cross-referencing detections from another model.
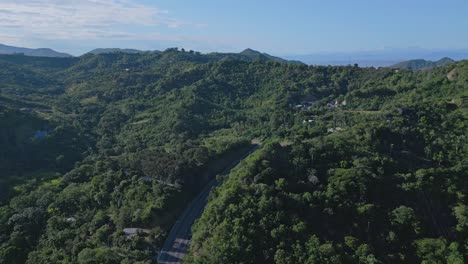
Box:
left=0, top=0, right=467, bottom=59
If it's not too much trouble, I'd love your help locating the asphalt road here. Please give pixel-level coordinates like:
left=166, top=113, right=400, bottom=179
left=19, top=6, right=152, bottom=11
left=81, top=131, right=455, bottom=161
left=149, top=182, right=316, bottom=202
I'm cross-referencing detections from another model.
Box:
left=157, top=145, right=259, bottom=264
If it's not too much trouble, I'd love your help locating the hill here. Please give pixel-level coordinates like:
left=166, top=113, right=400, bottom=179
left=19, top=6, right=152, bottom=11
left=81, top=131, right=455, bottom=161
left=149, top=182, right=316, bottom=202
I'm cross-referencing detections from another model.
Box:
left=207, top=48, right=304, bottom=65
left=84, top=47, right=302, bottom=64
left=391, top=57, right=455, bottom=70
left=0, top=49, right=466, bottom=263
left=0, top=43, right=72, bottom=58
left=87, top=48, right=149, bottom=55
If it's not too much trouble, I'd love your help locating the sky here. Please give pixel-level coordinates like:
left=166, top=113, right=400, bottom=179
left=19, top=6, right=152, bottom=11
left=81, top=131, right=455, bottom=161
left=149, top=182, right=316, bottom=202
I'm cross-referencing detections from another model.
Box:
left=0, top=0, right=467, bottom=56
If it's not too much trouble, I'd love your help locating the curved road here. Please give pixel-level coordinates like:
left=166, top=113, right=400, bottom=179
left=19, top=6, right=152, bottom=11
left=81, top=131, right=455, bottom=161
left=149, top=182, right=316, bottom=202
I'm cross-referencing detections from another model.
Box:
left=157, top=146, right=258, bottom=264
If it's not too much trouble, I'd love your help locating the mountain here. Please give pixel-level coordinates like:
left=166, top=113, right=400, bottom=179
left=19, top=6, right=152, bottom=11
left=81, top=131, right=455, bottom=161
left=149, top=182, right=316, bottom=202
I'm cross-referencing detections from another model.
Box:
left=207, top=48, right=304, bottom=65
left=0, top=49, right=466, bottom=263
left=85, top=47, right=302, bottom=64
left=238, top=48, right=288, bottom=62
left=0, top=43, right=72, bottom=58
left=390, top=57, right=455, bottom=70
left=239, top=48, right=304, bottom=64
left=87, top=48, right=148, bottom=55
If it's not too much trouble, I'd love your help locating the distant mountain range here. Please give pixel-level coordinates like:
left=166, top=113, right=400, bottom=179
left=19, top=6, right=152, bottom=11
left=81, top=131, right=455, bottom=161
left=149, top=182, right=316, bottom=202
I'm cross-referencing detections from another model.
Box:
left=86, top=47, right=303, bottom=64
left=390, top=57, right=455, bottom=70
left=0, top=43, right=72, bottom=58
left=1, top=44, right=467, bottom=67
left=87, top=48, right=149, bottom=55
left=0, top=44, right=303, bottom=64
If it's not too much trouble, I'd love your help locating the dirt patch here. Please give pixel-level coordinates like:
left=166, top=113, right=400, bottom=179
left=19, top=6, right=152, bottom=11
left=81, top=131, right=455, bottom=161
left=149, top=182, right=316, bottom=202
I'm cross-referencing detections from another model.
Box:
left=447, top=68, right=459, bottom=81
left=280, top=140, right=293, bottom=147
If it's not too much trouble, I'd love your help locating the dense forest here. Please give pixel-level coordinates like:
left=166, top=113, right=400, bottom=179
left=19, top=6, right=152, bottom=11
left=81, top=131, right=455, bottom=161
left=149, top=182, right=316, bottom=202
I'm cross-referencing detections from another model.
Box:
left=0, top=49, right=466, bottom=263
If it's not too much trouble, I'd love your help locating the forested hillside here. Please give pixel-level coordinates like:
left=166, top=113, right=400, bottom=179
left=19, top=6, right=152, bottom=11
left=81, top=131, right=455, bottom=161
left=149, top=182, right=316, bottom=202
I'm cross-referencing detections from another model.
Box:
left=0, top=49, right=466, bottom=263
left=391, top=57, right=455, bottom=71
left=187, top=60, right=468, bottom=263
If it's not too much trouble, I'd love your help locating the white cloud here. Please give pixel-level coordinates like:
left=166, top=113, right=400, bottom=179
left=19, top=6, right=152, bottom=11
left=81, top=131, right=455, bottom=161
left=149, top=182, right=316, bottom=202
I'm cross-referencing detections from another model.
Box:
left=0, top=0, right=193, bottom=41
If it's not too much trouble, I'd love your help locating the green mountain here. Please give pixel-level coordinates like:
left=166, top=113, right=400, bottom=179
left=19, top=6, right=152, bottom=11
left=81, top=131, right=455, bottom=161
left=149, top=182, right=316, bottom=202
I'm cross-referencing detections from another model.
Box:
left=207, top=48, right=304, bottom=64
left=85, top=47, right=302, bottom=64
left=0, top=49, right=466, bottom=263
left=0, top=43, right=73, bottom=58
left=391, top=57, right=455, bottom=70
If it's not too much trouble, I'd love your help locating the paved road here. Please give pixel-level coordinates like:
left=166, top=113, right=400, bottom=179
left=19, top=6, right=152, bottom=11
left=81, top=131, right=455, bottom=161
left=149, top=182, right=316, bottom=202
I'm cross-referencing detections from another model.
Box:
left=157, top=146, right=259, bottom=264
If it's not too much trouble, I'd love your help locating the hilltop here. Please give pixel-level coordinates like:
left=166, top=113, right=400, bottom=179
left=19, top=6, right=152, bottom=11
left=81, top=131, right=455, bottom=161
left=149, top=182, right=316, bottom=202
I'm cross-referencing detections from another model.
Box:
left=391, top=57, right=455, bottom=70
left=206, top=48, right=304, bottom=65
left=87, top=48, right=149, bottom=55
left=84, top=47, right=304, bottom=64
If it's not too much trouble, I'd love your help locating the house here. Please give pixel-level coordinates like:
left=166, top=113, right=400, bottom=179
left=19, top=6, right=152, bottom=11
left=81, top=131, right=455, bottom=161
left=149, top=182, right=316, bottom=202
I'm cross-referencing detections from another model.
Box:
left=327, top=99, right=347, bottom=108
left=327, top=100, right=339, bottom=108
left=123, top=228, right=140, bottom=238
left=123, top=228, right=151, bottom=238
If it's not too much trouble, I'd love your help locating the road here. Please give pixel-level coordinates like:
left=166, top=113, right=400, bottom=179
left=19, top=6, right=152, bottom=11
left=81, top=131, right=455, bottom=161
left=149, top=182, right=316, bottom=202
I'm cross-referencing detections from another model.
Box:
left=156, top=145, right=259, bottom=264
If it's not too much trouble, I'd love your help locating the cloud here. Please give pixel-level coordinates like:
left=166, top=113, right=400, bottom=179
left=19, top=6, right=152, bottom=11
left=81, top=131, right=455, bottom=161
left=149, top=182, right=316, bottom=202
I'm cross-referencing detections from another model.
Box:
left=0, top=0, right=195, bottom=41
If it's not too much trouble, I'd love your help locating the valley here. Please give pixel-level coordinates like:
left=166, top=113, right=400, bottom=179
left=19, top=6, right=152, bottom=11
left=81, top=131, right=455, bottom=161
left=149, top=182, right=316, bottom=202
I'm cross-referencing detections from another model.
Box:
left=0, top=49, right=466, bottom=263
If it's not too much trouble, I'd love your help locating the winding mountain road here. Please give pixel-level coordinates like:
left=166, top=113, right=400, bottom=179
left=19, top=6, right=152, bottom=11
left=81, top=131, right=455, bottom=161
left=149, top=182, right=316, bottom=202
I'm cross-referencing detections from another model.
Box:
left=157, top=145, right=259, bottom=264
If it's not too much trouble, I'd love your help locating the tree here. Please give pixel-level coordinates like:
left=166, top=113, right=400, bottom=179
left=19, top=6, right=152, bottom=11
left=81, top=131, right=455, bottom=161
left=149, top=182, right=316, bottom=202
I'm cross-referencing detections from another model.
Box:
left=77, top=247, right=122, bottom=264
left=390, top=206, right=420, bottom=235
left=414, top=238, right=447, bottom=264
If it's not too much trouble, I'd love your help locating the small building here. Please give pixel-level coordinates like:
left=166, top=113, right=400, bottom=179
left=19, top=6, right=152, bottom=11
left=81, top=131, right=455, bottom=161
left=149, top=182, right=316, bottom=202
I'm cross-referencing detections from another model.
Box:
left=123, top=228, right=140, bottom=238
left=123, top=228, right=151, bottom=238
left=327, top=99, right=347, bottom=108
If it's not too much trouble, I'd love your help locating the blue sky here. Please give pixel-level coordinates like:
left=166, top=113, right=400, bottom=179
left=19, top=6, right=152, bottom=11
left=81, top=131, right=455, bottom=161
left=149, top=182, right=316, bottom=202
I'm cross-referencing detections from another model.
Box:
left=0, top=0, right=467, bottom=55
